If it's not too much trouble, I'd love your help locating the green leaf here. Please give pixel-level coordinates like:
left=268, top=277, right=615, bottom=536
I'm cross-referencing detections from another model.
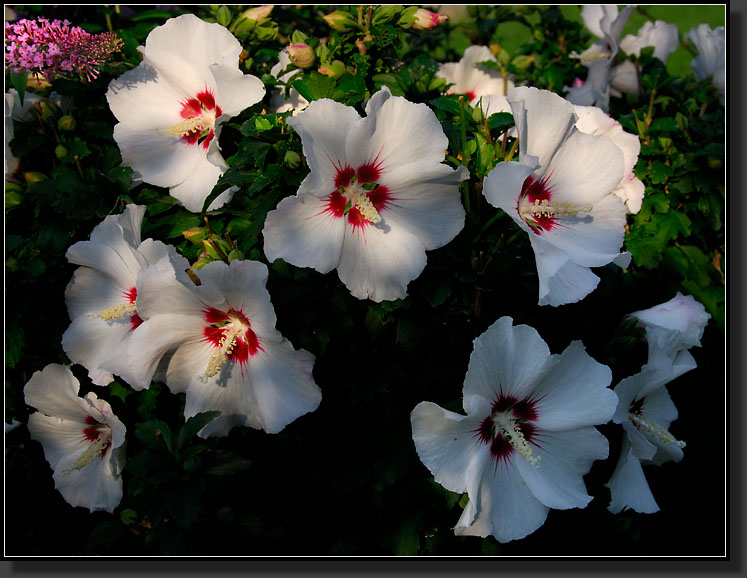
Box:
left=429, top=96, right=463, bottom=116
left=648, top=161, right=673, bottom=184
left=291, top=72, right=335, bottom=101
left=135, top=419, right=174, bottom=455
left=108, top=380, right=134, bottom=403
left=487, top=111, right=514, bottom=133
left=5, top=327, right=24, bottom=369
left=421, top=276, right=453, bottom=307
left=9, top=69, right=27, bottom=105
left=120, top=509, right=138, bottom=526
left=170, top=476, right=205, bottom=529
left=649, top=117, right=680, bottom=133
left=678, top=244, right=712, bottom=287
left=177, top=411, right=221, bottom=449
left=204, top=449, right=252, bottom=476
left=254, top=117, right=273, bottom=131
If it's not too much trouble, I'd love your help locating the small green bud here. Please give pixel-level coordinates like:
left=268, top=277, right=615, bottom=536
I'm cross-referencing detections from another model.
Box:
left=323, top=10, right=357, bottom=32
left=510, top=54, right=534, bottom=70
left=254, top=22, right=278, bottom=42
left=287, top=43, right=316, bottom=69
left=57, top=115, right=76, bottom=131
left=397, top=6, right=419, bottom=29
left=284, top=150, right=301, bottom=169
left=318, top=60, right=346, bottom=79
left=23, top=171, right=47, bottom=183
left=372, top=5, right=402, bottom=25
left=239, top=4, right=273, bottom=24
left=182, top=228, right=206, bottom=247
left=54, top=144, right=68, bottom=159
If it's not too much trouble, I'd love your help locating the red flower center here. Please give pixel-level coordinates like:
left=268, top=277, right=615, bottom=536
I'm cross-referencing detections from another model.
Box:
left=176, top=89, right=223, bottom=150
left=322, top=157, right=395, bottom=231
left=201, top=305, right=263, bottom=379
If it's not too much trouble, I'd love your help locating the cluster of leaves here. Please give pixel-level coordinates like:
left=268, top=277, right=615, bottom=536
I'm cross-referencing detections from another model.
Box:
left=5, top=4, right=725, bottom=556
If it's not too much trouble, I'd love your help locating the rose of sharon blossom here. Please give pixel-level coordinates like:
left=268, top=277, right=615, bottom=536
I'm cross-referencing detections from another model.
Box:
left=411, top=317, right=617, bottom=542
left=263, top=86, right=469, bottom=302
left=24, top=364, right=126, bottom=513
left=629, top=292, right=711, bottom=388
left=573, top=104, right=645, bottom=214
left=609, top=20, right=679, bottom=97
left=62, top=204, right=190, bottom=387
left=607, top=367, right=687, bottom=514
left=122, top=258, right=322, bottom=438
left=566, top=4, right=635, bottom=111
left=436, top=45, right=514, bottom=117
left=482, top=87, right=628, bottom=306
left=106, top=14, right=265, bottom=212
left=687, top=24, right=726, bottom=105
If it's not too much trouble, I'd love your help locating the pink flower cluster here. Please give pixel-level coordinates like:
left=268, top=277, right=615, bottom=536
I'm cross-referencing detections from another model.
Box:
left=4, top=17, right=123, bottom=82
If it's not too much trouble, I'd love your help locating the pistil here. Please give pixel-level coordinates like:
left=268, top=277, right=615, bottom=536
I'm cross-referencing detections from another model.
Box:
left=629, top=412, right=686, bottom=449
left=201, top=315, right=250, bottom=382
left=494, top=413, right=541, bottom=467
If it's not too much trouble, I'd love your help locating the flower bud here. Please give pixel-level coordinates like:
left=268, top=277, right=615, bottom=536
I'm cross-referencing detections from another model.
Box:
left=54, top=144, right=68, bottom=159
left=286, top=43, right=316, bottom=69
left=57, top=115, right=76, bottom=131
left=239, top=4, right=273, bottom=24
left=372, top=5, right=402, bottom=25
left=23, top=171, right=47, bottom=183
left=411, top=8, right=448, bottom=30
left=323, top=10, right=357, bottom=32
left=318, top=60, right=346, bottom=79
left=182, top=228, right=206, bottom=247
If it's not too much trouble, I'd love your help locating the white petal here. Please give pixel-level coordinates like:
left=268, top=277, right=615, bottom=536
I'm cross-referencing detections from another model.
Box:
left=113, top=123, right=206, bottom=189
left=462, top=316, right=554, bottom=413
left=481, top=159, right=537, bottom=230
left=64, top=266, right=129, bottom=321
left=581, top=5, right=618, bottom=38
left=337, top=218, right=427, bottom=302
left=262, top=192, right=346, bottom=274
left=286, top=99, right=362, bottom=194
left=410, top=401, right=483, bottom=494
left=455, top=457, right=549, bottom=543
left=544, top=129, right=625, bottom=205
left=123, top=313, right=205, bottom=390
left=61, top=316, right=132, bottom=386
left=354, top=87, right=450, bottom=172
left=134, top=253, right=206, bottom=319
left=378, top=162, right=467, bottom=250
left=141, top=14, right=241, bottom=93
left=106, top=63, right=186, bottom=131
left=532, top=341, right=617, bottom=431
left=529, top=234, right=601, bottom=306
left=167, top=152, right=229, bottom=212
left=508, top=86, right=576, bottom=171
left=606, top=434, right=659, bottom=514
left=211, top=64, right=265, bottom=117
left=24, top=364, right=89, bottom=423
left=609, top=60, right=641, bottom=95
left=230, top=339, right=320, bottom=435
left=541, top=193, right=628, bottom=268
left=515, top=426, right=608, bottom=510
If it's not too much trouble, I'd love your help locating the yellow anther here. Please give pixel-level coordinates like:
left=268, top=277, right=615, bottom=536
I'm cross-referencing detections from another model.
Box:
left=519, top=198, right=593, bottom=224
left=494, top=414, right=541, bottom=467
left=159, top=111, right=215, bottom=139
left=62, top=432, right=111, bottom=474
left=90, top=302, right=138, bottom=321
left=629, top=413, right=686, bottom=449
left=200, top=316, right=249, bottom=382
left=349, top=189, right=382, bottom=224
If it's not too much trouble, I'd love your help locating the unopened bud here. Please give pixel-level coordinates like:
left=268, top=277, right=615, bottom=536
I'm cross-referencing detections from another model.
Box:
left=411, top=8, right=448, bottom=30
left=23, top=171, right=47, bottom=183
left=54, top=145, right=68, bottom=159
left=372, top=5, right=402, bottom=25
left=318, top=60, right=346, bottom=79
left=323, top=10, right=357, bottom=32
left=57, top=115, right=76, bottom=131
left=287, top=43, right=316, bottom=69
left=240, top=4, right=273, bottom=24
left=182, top=228, right=206, bottom=247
